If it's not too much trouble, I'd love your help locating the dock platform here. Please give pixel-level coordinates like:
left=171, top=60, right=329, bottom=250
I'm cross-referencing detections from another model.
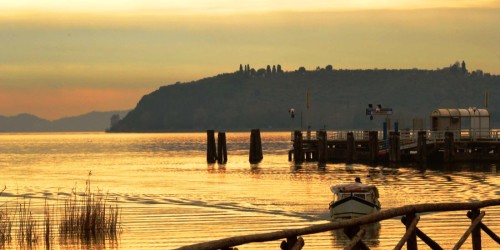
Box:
left=289, top=129, right=500, bottom=164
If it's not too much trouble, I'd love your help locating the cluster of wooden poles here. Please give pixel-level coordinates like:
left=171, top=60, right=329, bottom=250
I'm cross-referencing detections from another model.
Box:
left=206, top=129, right=263, bottom=164
left=175, top=199, right=500, bottom=250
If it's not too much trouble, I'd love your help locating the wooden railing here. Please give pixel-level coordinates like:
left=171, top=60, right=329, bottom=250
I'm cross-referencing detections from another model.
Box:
left=175, top=199, right=500, bottom=250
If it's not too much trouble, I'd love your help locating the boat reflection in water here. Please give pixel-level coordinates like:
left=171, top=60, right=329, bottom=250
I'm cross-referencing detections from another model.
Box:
left=330, top=222, right=381, bottom=249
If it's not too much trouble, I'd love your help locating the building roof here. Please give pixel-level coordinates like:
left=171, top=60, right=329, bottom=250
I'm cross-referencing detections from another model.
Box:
left=431, top=108, right=489, bottom=117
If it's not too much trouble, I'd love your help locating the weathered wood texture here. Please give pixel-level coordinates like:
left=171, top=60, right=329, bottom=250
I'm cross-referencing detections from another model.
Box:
left=175, top=199, right=500, bottom=250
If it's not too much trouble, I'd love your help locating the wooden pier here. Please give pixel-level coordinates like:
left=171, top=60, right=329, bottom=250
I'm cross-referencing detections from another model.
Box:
left=288, top=129, right=500, bottom=164
left=175, top=199, right=500, bottom=250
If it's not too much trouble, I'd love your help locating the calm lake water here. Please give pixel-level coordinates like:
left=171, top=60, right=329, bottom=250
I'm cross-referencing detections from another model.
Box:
left=0, top=132, right=498, bottom=249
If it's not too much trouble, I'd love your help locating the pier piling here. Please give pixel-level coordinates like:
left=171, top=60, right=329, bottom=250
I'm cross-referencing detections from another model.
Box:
left=369, top=131, right=379, bottom=163
left=249, top=129, right=263, bottom=164
left=444, top=131, right=455, bottom=163
left=389, top=132, right=401, bottom=163
left=207, top=130, right=217, bottom=164
left=317, top=130, right=327, bottom=167
left=346, top=132, right=355, bottom=163
left=293, top=131, right=304, bottom=163
left=417, top=131, right=427, bottom=163
left=217, top=132, right=227, bottom=164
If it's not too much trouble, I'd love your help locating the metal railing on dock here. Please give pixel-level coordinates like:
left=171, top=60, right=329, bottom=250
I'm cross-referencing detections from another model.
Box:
left=175, top=199, right=500, bottom=250
left=290, top=129, right=500, bottom=164
left=292, top=129, right=500, bottom=143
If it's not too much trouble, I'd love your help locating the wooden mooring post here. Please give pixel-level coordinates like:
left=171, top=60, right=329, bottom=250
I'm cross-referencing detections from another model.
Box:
left=317, top=130, right=327, bottom=167
left=369, top=131, right=379, bottom=163
left=417, top=131, right=427, bottom=163
left=346, top=132, right=355, bottom=163
left=217, top=132, right=227, bottom=164
left=389, top=131, right=401, bottom=163
left=444, top=131, right=455, bottom=163
left=207, top=130, right=217, bottom=164
left=249, top=129, right=263, bottom=164
left=293, top=131, right=304, bottom=163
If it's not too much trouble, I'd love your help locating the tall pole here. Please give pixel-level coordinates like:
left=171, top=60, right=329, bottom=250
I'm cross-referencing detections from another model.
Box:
left=306, top=88, right=310, bottom=130
left=300, top=111, right=303, bottom=131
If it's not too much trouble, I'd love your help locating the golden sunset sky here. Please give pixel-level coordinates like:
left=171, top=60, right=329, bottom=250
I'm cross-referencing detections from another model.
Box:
left=1, top=0, right=499, bottom=119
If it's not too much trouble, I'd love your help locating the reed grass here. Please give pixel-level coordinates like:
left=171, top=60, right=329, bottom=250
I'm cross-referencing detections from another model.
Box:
left=0, top=185, right=12, bottom=244
left=0, top=204, right=12, bottom=244
left=16, top=201, right=38, bottom=246
left=0, top=176, right=121, bottom=248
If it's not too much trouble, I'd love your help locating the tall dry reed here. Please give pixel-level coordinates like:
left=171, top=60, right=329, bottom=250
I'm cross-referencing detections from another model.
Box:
left=59, top=176, right=121, bottom=243
left=0, top=175, right=121, bottom=248
left=16, top=201, right=38, bottom=246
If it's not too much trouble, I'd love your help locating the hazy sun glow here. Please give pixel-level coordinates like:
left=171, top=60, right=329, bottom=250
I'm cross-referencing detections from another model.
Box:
left=1, top=0, right=499, bottom=13
left=0, top=0, right=499, bottom=119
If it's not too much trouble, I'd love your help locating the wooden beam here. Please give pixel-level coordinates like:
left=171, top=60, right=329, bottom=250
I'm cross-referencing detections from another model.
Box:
left=470, top=209, right=482, bottom=250
left=480, top=222, right=500, bottom=244
left=344, top=228, right=366, bottom=250
left=452, top=211, right=485, bottom=250
left=395, top=214, right=420, bottom=250
left=401, top=215, right=443, bottom=250
left=291, top=237, right=304, bottom=250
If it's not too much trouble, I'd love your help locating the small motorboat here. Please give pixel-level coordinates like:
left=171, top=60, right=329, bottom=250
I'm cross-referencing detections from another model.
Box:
left=329, top=179, right=381, bottom=219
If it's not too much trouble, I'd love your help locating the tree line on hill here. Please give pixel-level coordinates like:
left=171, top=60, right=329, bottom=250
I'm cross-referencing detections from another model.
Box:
left=109, top=61, right=500, bottom=132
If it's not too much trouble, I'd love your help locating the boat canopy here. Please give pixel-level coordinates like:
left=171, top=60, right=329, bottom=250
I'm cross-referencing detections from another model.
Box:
left=330, top=183, right=379, bottom=198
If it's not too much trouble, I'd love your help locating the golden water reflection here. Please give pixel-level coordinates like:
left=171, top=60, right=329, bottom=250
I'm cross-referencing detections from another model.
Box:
left=0, top=132, right=498, bottom=249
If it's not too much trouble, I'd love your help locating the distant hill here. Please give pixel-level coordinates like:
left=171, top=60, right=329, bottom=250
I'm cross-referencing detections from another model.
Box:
left=0, top=110, right=129, bottom=132
left=109, top=63, right=500, bottom=132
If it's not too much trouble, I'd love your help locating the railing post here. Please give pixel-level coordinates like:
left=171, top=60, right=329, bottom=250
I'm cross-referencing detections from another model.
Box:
left=405, top=213, right=418, bottom=250
left=470, top=209, right=482, bottom=250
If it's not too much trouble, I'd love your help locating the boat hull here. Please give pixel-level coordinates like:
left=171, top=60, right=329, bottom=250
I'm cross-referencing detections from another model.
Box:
left=329, top=196, right=380, bottom=219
